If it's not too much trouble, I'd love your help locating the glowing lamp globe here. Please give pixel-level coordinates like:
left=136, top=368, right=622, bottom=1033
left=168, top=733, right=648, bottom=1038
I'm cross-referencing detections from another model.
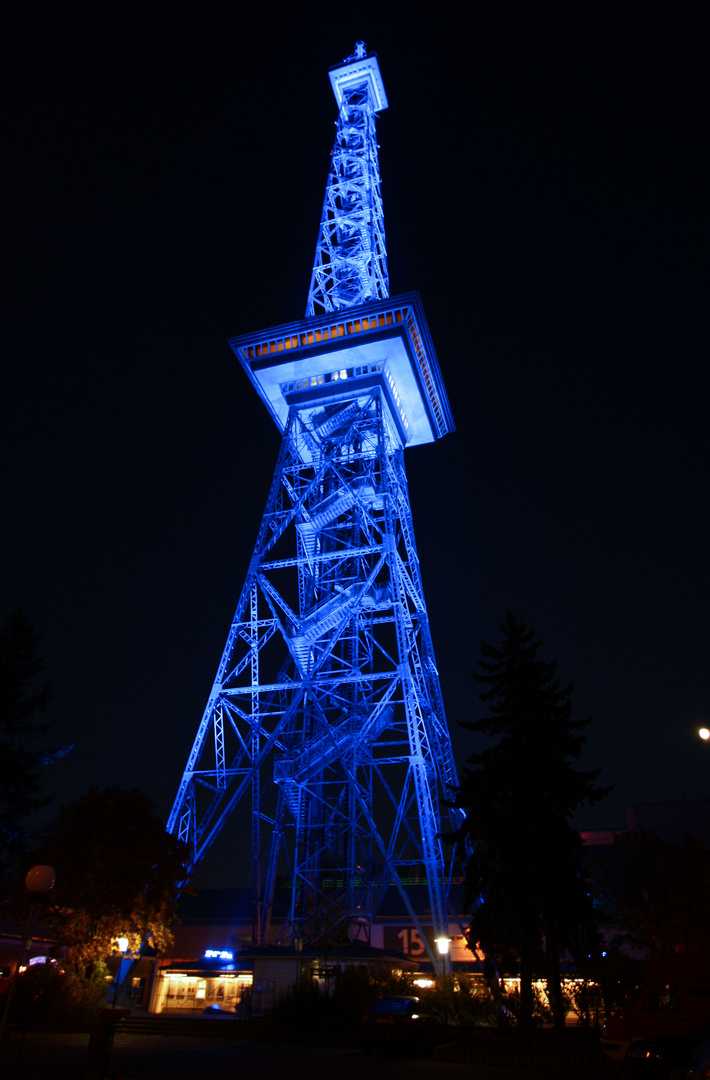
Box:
left=699, top=728, right=710, bottom=741
left=25, top=866, right=55, bottom=893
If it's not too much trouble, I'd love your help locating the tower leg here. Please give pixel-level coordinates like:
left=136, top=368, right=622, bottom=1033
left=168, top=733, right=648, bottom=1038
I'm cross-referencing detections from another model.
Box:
left=168, top=392, right=463, bottom=965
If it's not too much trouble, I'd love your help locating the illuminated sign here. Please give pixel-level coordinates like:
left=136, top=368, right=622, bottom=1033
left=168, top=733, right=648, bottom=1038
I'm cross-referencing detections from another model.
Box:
left=204, top=949, right=233, bottom=961
left=28, top=955, right=49, bottom=967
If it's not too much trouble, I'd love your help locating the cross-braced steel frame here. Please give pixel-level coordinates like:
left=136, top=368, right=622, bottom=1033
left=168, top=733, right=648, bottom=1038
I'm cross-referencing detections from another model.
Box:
left=168, top=44, right=464, bottom=970
left=168, top=390, right=463, bottom=958
left=306, top=42, right=388, bottom=317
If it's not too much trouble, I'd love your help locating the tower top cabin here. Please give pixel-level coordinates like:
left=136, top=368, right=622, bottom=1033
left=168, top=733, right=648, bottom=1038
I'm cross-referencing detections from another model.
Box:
left=229, top=45, right=453, bottom=451
left=328, top=42, right=388, bottom=113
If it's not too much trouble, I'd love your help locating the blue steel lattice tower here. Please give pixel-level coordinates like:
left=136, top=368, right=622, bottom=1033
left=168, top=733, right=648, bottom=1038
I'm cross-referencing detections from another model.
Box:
left=168, top=44, right=464, bottom=968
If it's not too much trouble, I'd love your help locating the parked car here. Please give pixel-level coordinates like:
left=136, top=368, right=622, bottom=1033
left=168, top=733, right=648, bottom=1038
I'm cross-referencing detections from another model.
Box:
left=202, top=1002, right=238, bottom=1017
left=686, top=1034, right=710, bottom=1078
left=361, top=995, right=437, bottom=1052
left=622, top=1026, right=710, bottom=1079
left=601, top=956, right=710, bottom=1067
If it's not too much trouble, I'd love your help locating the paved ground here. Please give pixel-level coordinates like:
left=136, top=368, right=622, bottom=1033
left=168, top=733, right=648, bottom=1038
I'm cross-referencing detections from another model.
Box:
left=0, top=1031, right=619, bottom=1080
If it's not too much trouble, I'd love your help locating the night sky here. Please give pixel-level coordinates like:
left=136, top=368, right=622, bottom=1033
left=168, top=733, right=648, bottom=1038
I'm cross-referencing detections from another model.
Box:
left=3, top=4, right=708, bottom=886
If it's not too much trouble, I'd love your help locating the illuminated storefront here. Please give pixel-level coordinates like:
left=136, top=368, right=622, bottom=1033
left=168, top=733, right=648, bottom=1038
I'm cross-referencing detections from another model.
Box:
left=150, top=949, right=252, bottom=1015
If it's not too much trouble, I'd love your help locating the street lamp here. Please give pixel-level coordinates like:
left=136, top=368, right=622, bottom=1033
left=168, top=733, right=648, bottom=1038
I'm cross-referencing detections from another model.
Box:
left=112, top=939, right=130, bottom=1008
left=699, top=728, right=710, bottom=742
left=435, top=935, right=450, bottom=978
left=435, top=936, right=451, bottom=1027
left=0, top=865, right=56, bottom=1044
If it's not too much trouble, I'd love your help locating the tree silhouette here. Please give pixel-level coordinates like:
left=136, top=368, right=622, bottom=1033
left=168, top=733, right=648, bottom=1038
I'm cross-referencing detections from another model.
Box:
left=454, top=614, right=610, bottom=1035
left=0, top=610, right=68, bottom=882
left=593, top=829, right=710, bottom=959
left=31, top=785, right=190, bottom=977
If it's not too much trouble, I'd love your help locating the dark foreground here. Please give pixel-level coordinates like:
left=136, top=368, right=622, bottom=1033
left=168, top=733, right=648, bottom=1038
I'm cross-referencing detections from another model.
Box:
left=0, top=1029, right=620, bottom=1080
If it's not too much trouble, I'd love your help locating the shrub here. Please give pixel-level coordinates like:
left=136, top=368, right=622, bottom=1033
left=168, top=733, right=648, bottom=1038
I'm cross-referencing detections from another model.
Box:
left=9, top=962, right=107, bottom=1028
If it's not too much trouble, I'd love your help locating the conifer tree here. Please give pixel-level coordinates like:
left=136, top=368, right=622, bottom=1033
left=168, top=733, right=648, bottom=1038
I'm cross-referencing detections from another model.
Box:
left=455, top=614, right=610, bottom=1034
left=0, top=610, right=67, bottom=882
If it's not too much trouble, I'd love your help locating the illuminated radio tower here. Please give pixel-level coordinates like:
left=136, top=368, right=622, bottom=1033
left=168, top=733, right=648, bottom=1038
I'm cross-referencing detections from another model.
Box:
left=168, top=43, right=464, bottom=969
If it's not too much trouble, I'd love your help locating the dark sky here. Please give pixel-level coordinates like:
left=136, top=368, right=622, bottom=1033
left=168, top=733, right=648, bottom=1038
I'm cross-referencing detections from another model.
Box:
left=3, top=3, right=708, bottom=885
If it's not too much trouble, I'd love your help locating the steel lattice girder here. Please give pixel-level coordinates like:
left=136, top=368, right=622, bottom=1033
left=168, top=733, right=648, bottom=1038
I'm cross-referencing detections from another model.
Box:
left=168, top=45, right=464, bottom=971
left=306, top=75, right=388, bottom=316
left=167, top=391, right=464, bottom=962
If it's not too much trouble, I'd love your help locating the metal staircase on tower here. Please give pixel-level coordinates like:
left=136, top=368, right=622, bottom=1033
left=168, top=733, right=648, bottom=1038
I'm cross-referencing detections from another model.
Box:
left=168, top=42, right=464, bottom=973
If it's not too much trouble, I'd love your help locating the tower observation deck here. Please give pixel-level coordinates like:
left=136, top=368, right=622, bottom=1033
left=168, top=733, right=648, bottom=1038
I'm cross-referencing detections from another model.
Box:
left=168, top=43, right=464, bottom=970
